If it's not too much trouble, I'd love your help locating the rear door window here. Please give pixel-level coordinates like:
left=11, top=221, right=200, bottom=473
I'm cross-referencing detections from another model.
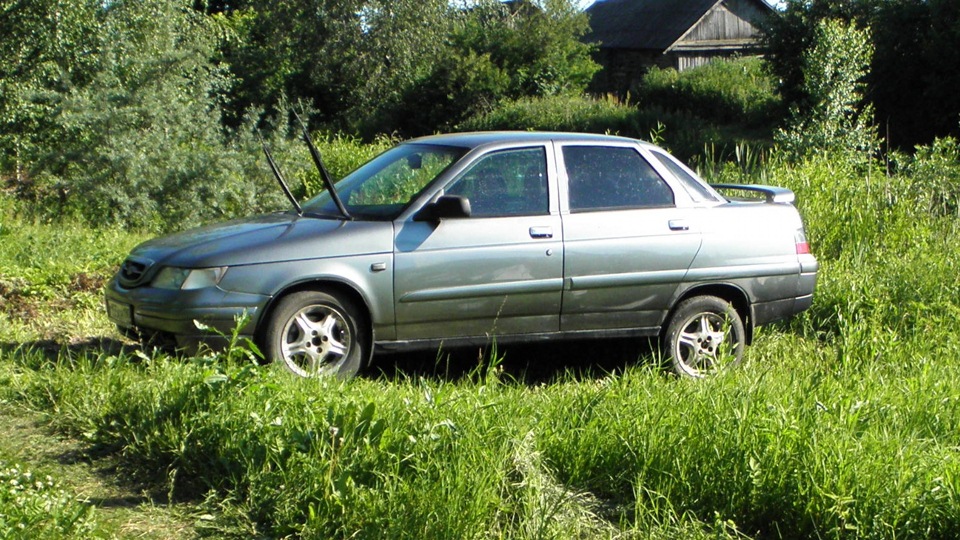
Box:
left=563, top=146, right=674, bottom=212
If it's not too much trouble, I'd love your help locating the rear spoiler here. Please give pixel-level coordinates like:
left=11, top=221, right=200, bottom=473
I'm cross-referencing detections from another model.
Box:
left=710, top=184, right=796, bottom=205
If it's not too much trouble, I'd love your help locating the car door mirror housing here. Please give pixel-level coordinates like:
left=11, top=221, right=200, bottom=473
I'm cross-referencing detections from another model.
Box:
left=415, top=195, right=472, bottom=221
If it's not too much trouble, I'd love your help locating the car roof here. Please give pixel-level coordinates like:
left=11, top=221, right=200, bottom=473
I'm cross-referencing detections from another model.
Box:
left=405, top=131, right=650, bottom=150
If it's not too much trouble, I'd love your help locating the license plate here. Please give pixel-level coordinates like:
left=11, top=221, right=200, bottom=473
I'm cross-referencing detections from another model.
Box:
left=106, top=299, right=133, bottom=327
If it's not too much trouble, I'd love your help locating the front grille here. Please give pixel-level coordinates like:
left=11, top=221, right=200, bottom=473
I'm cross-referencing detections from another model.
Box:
left=118, top=256, right=154, bottom=287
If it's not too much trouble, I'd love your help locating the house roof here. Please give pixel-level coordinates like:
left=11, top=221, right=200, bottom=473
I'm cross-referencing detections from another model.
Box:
left=585, top=0, right=774, bottom=51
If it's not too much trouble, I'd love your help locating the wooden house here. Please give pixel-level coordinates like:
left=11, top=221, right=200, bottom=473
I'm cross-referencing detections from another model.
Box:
left=585, top=0, right=775, bottom=95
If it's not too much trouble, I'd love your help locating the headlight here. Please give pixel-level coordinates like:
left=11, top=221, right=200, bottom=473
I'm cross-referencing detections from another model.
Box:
left=152, top=267, right=228, bottom=290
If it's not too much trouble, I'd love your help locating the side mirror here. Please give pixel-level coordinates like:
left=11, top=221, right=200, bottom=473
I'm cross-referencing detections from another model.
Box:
left=415, top=195, right=472, bottom=221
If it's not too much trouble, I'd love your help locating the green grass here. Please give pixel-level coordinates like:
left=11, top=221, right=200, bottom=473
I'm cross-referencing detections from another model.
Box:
left=5, top=332, right=960, bottom=538
left=2, top=136, right=960, bottom=538
left=0, top=456, right=98, bottom=539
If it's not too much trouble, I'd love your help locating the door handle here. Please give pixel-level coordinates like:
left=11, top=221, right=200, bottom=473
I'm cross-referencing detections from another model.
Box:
left=668, top=220, right=690, bottom=231
left=529, top=226, right=553, bottom=239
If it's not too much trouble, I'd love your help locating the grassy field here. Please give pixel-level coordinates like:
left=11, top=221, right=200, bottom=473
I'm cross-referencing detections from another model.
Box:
left=2, top=143, right=960, bottom=538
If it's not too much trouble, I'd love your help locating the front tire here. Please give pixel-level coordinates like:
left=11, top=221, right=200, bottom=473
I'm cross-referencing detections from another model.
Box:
left=262, top=290, right=369, bottom=379
left=663, top=296, right=745, bottom=378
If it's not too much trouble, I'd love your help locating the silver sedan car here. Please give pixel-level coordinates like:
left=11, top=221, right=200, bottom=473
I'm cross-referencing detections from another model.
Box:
left=105, top=132, right=818, bottom=378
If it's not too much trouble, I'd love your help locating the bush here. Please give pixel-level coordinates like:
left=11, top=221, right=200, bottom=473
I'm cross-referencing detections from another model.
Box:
left=3, top=0, right=286, bottom=232
left=458, top=94, right=736, bottom=161
left=458, top=94, right=638, bottom=134
left=636, top=57, right=780, bottom=127
left=891, top=136, right=960, bottom=217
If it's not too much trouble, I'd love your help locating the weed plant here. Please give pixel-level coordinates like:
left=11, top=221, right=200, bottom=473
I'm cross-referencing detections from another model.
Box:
left=0, top=460, right=98, bottom=539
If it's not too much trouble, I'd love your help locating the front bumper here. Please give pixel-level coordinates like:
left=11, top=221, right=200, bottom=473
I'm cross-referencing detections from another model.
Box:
left=104, top=276, right=271, bottom=350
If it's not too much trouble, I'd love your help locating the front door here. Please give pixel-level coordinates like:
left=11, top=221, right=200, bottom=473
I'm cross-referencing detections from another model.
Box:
left=394, top=146, right=563, bottom=340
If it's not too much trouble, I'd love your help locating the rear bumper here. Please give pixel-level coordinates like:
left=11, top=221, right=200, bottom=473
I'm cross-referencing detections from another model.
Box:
left=752, top=293, right=813, bottom=326
left=752, top=257, right=818, bottom=326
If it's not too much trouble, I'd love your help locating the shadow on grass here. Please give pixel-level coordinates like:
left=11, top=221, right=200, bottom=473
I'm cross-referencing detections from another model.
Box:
left=369, top=337, right=663, bottom=385
left=1, top=333, right=666, bottom=385
left=0, top=337, right=163, bottom=373
left=0, top=398, right=183, bottom=513
left=0, top=336, right=138, bottom=359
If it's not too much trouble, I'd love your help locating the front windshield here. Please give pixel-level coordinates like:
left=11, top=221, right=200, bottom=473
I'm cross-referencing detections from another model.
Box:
left=301, top=143, right=466, bottom=220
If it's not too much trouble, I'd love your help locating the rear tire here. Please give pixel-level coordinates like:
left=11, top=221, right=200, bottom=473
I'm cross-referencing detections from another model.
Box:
left=663, top=296, right=745, bottom=378
left=262, top=290, right=369, bottom=379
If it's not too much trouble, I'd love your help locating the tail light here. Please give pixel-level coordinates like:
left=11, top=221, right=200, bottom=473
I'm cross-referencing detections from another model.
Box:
left=795, top=228, right=811, bottom=255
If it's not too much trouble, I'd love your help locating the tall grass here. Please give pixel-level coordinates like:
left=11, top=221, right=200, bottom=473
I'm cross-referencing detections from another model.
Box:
left=5, top=331, right=960, bottom=538
left=538, top=339, right=960, bottom=538
left=2, top=347, right=621, bottom=538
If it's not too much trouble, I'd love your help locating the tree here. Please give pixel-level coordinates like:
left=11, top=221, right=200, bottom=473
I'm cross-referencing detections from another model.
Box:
left=2, top=0, right=281, bottom=230
left=775, top=18, right=877, bottom=164
left=871, top=0, right=960, bottom=148
left=387, top=0, right=599, bottom=135
left=452, top=0, right=598, bottom=98
left=761, top=0, right=960, bottom=149
left=211, top=0, right=597, bottom=137
left=211, top=0, right=453, bottom=133
left=0, top=0, right=103, bottom=182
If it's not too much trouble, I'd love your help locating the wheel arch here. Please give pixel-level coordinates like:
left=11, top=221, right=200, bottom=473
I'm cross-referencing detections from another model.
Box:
left=256, top=278, right=375, bottom=362
left=664, top=283, right=754, bottom=344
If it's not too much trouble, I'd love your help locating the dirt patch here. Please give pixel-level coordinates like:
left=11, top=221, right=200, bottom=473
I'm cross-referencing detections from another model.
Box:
left=0, top=271, right=109, bottom=322
left=70, top=272, right=108, bottom=294
left=0, top=277, right=39, bottom=319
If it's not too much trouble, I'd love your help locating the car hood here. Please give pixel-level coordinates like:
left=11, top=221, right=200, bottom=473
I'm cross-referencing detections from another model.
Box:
left=129, top=213, right=395, bottom=268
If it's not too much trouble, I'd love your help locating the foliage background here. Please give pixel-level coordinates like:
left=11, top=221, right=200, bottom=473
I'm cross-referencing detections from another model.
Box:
left=0, top=0, right=599, bottom=231
left=2, top=0, right=960, bottom=537
left=3, top=0, right=960, bottom=230
left=761, top=0, right=960, bottom=150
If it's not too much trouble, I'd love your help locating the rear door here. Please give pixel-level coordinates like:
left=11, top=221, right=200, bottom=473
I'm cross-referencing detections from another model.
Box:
left=557, top=143, right=702, bottom=332
left=393, top=145, right=563, bottom=340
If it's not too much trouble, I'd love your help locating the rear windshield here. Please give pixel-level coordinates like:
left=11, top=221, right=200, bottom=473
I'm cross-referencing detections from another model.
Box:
left=650, top=151, right=723, bottom=203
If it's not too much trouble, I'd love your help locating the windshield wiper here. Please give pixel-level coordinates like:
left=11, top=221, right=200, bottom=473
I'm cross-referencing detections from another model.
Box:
left=295, top=112, right=352, bottom=221
left=256, top=130, right=303, bottom=217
